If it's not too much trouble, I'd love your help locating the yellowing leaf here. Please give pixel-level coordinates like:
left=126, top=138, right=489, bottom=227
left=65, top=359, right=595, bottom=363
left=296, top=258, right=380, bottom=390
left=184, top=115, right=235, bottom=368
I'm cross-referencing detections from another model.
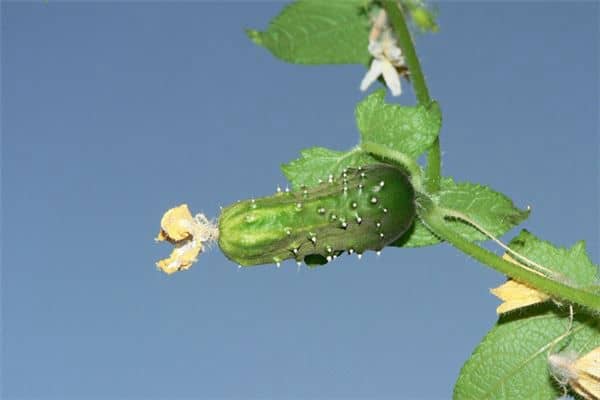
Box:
left=548, top=346, right=600, bottom=400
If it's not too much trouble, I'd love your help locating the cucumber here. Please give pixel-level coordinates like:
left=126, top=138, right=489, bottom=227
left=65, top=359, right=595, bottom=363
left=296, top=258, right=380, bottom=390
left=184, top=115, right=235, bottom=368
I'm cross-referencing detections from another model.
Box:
left=218, top=164, right=415, bottom=266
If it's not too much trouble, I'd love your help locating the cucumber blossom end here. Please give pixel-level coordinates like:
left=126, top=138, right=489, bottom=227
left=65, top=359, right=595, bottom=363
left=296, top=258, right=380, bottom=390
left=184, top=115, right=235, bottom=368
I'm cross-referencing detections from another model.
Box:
left=155, top=204, right=219, bottom=275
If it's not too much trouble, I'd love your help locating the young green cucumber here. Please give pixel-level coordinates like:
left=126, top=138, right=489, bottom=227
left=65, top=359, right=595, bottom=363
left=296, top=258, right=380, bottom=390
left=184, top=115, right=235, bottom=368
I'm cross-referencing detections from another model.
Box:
left=218, top=164, right=415, bottom=266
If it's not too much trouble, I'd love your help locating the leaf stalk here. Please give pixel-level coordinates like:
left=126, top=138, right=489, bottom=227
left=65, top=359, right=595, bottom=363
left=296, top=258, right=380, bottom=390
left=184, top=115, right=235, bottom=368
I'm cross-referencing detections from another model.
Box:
left=417, top=196, right=600, bottom=312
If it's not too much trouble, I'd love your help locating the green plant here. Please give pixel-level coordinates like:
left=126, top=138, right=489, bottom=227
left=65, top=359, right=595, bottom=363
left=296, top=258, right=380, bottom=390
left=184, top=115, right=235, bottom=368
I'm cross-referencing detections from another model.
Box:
left=155, top=1, right=599, bottom=398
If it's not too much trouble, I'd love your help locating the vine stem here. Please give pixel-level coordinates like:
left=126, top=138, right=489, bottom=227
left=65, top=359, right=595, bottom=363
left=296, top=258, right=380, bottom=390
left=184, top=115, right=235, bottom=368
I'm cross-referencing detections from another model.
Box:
left=382, top=1, right=441, bottom=192
left=417, top=196, right=600, bottom=312
left=376, top=3, right=599, bottom=311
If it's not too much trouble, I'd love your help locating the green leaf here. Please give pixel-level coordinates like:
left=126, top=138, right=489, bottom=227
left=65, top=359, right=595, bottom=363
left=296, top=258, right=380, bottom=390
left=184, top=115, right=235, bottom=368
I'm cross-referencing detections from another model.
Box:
left=508, top=230, right=599, bottom=288
left=356, top=90, right=442, bottom=158
left=391, top=217, right=440, bottom=247
left=456, top=236, right=600, bottom=399
left=246, top=0, right=370, bottom=65
left=392, top=177, right=530, bottom=247
left=281, top=147, right=377, bottom=189
left=454, top=307, right=600, bottom=400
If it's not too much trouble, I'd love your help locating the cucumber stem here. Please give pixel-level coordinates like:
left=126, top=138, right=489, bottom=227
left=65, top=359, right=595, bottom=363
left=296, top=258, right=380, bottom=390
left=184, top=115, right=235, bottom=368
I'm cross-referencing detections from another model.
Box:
left=438, top=206, right=568, bottom=283
left=361, top=142, right=424, bottom=192
left=417, top=196, right=600, bottom=312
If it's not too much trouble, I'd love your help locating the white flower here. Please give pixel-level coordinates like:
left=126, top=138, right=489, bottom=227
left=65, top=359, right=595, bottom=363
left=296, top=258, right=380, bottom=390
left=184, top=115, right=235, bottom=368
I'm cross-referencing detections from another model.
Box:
left=360, top=31, right=406, bottom=97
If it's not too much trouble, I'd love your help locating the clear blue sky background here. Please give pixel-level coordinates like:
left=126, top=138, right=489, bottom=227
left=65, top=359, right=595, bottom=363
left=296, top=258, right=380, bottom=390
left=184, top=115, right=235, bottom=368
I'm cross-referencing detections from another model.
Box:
left=2, top=2, right=598, bottom=399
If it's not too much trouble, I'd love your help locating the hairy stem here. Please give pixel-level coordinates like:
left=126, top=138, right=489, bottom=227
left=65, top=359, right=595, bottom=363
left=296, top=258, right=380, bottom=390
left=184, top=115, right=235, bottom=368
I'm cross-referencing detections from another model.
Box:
left=382, top=1, right=430, bottom=105
left=439, top=207, right=564, bottom=281
left=417, top=196, right=600, bottom=312
left=382, top=1, right=441, bottom=192
left=424, top=138, right=441, bottom=192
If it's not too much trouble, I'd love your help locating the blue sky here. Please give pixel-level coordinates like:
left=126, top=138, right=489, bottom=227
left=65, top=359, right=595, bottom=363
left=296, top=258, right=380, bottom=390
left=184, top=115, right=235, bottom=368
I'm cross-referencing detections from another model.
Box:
left=2, top=2, right=598, bottom=399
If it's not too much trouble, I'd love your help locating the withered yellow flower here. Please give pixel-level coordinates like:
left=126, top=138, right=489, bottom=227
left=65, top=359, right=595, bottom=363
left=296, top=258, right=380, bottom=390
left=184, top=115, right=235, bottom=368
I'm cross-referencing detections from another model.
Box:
left=156, top=204, right=196, bottom=242
left=490, top=254, right=550, bottom=314
left=548, top=346, right=600, bottom=400
left=155, top=204, right=218, bottom=275
left=490, top=279, right=550, bottom=314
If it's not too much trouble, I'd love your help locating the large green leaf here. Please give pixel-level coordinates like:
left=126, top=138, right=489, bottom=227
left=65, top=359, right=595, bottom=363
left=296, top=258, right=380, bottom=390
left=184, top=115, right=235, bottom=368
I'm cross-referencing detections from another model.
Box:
left=454, top=307, right=600, bottom=400
left=247, top=0, right=371, bottom=65
left=393, top=177, right=530, bottom=247
left=281, top=147, right=378, bottom=189
left=356, top=90, right=442, bottom=158
left=455, top=234, right=600, bottom=399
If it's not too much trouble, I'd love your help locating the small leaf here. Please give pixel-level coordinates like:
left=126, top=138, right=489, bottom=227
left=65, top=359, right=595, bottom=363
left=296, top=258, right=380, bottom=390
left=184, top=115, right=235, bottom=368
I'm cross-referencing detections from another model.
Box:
left=392, top=177, right=530, bottom=247
left=508, top=230, right=599, bottom=288
left=281, top=147, right=377, bottom=189
left=246, top=0, right=371, bottom=65
left=356, top=90, right=442, bottom=158
left=454, top=308, right=600, bottom=400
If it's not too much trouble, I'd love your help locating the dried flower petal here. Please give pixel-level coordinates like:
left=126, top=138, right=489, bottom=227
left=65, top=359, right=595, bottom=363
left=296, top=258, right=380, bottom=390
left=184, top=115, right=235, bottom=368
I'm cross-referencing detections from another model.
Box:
left=490, top=279, right=550, bottom=314
left=156, top=204, right=195, bottom=242
left=490, top=254, right=551, bottom=314
left=155, top=204, right=218, bottom=275
left=549, top=346, right=600, bottom=399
